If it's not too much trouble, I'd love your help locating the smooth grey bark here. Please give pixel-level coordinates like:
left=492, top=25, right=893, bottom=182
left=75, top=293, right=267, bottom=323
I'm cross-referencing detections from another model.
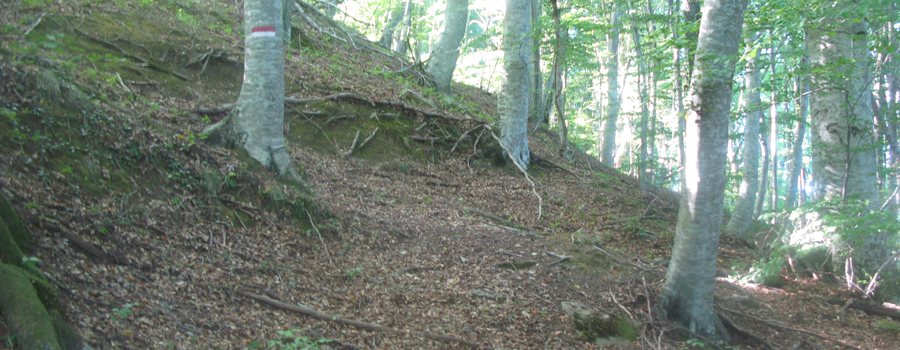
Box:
left=601, top=9, right=622, bottom=166
left=550, top=0, right=568, bottom=150
left=204, top=0, right=301, bottom=182
left=769, top=40, right=779, bottom=213
left=529, top=0, right=545, bottom=127
left=808, top=13, right=876, bottom=206
left=755, top=128, right=769, bottom=218
left=677, top=0, right=701, bottom=178
left=807, top=7, right=891, bottom=297
left=657, top=0, right=747, bottom=342
left=378, top=1, right=406, bottom=48
left=724, top=31, right=762, bottom=236
left=426, top=0, right=468, bottom=99
left=632, top=21, right=650, bottom=188
left=785, top=61, right=809, bottom=209
left=499, top=0, right=532, bottom=169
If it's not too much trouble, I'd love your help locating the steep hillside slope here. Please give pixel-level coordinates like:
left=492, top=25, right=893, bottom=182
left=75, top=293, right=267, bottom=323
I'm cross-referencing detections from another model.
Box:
left=1, top=1, right=898, bottom=349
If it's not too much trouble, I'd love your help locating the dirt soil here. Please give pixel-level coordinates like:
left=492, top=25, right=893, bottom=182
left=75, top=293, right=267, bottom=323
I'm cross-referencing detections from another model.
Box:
left=1, top=1, right=900, bottom=350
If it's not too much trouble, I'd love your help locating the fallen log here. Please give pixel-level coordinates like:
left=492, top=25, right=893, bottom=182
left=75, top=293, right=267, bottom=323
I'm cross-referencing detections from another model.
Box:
left=826, top=298, right=900, bottom=321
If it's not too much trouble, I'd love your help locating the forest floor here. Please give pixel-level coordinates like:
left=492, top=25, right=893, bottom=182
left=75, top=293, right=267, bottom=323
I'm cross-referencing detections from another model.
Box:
left=1, top=1, right=900, bottom=349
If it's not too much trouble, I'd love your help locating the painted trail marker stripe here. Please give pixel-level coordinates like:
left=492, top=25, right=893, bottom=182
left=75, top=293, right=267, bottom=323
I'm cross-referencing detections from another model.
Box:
left=250, top=26, right=276, bottom=38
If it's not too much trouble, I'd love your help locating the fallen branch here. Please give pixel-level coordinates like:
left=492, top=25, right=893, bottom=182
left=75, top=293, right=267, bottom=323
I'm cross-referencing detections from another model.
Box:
left=719, top=306, right=862, bottom=350
left=237, top=290, right=489, bottom=349
left=825, top=298, right=900, bottom=321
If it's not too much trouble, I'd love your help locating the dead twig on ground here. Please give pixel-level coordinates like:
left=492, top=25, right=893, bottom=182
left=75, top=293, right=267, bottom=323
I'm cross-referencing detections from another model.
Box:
left=237, top=291, right=491, bottom=349
left=306, top=209, right=333, bottom=266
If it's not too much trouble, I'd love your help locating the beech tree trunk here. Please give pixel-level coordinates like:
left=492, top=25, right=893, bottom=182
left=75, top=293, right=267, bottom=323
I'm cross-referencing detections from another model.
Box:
left=724, top=30, right=762, bottom=236
left=601, top=9, right=621, bottom=166
left=785, top=62, right=808, bottom=209
left=529, top=0, right=545, bottom=127
left=550, top=0, right=568, bottom=151
left=807, top=8, right=892, bottom=298
left=499, top=0, right=533, bottom=168
left=657, top=0, right=748, bottom=342
left=426, top=0, right=468, bottom=99
left=203, top=0, right=302, bottom=183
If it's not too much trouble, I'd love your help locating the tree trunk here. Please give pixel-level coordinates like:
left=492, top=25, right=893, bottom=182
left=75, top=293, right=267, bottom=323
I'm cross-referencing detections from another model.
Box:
left=657, top=0, right=747, bottom=343
left=550, top=0, right=568, bottom=151
left=426, top=0, right=468, bottom=100
left=203, top=0, right=302, bottom=184
left=769, top=39, right=779, bottom=214
left=601, top=9, right=621, bottom=166
left=499, top=0, right=533, bottom=168
left=378, top=1, right=406, bottom=48
left=785, top=65, right=808, bottom=209
left=724, top=30, right=762, bottom=237
left=755, top=131, right=769, bottom=218
left=807, top=8, right=892, bottom=298
left=529, top=0, right=545, bottom=127
left=632, top=22, right=650, bottom=188
left=394, top=0, right=414, bottom=55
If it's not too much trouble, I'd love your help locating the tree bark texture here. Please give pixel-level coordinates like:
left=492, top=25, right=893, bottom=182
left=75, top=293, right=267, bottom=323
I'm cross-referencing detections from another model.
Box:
left=550, top=0, right=568, bottom=150
left=529, top=0, right=545, bottom=126
left=807, top=7, right=892, bottom=297
left=601, top=10, right=621, bottom=166
left=426, top=0, right=468, bottom=99
left=499, top=0, right=533, bottom=169
left=658, top=0, right=748, bottom=342
left=724, top=30, right=762, bottom=237
left=204, top=0, right=300, bottom=181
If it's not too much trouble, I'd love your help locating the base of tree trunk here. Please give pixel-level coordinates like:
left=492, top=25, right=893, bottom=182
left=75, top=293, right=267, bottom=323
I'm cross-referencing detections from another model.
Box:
left=202, top=111, right=316, bottom=197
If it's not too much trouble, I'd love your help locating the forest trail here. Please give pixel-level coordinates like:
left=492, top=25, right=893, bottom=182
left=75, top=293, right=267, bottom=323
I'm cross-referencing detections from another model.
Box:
left=0, top=1, right=898, bottom=349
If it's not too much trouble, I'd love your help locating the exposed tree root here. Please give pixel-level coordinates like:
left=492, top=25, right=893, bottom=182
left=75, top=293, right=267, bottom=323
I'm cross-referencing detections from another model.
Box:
left=237, top=290, right=491, bottom=349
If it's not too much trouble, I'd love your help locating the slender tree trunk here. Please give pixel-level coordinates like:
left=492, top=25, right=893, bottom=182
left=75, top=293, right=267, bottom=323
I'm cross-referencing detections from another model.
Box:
left=769, top=39, right=779, bottom=214
left=601, top=9, right=622, bottom=166
left=426, top=0, right=468, bottom=100
left=394, top=0, right=414, bottom=55
left=755, top=133, right=769, bottom=218
left=529, top=0, right=545, bottom=127
left=499, top=0, right=533, bottom=168
left=785, top=62, right=808, bottom=209
left=550, top=0, right=568, bottom=151
left=724, top=30, right=762, bottom=236
left=632, top=22, right=650, bottom=188
left=678, top=0, right=701, bottom=178
left=658, top=0, right=748, bottom=342
left=379, top=1, right=406, bottom=48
